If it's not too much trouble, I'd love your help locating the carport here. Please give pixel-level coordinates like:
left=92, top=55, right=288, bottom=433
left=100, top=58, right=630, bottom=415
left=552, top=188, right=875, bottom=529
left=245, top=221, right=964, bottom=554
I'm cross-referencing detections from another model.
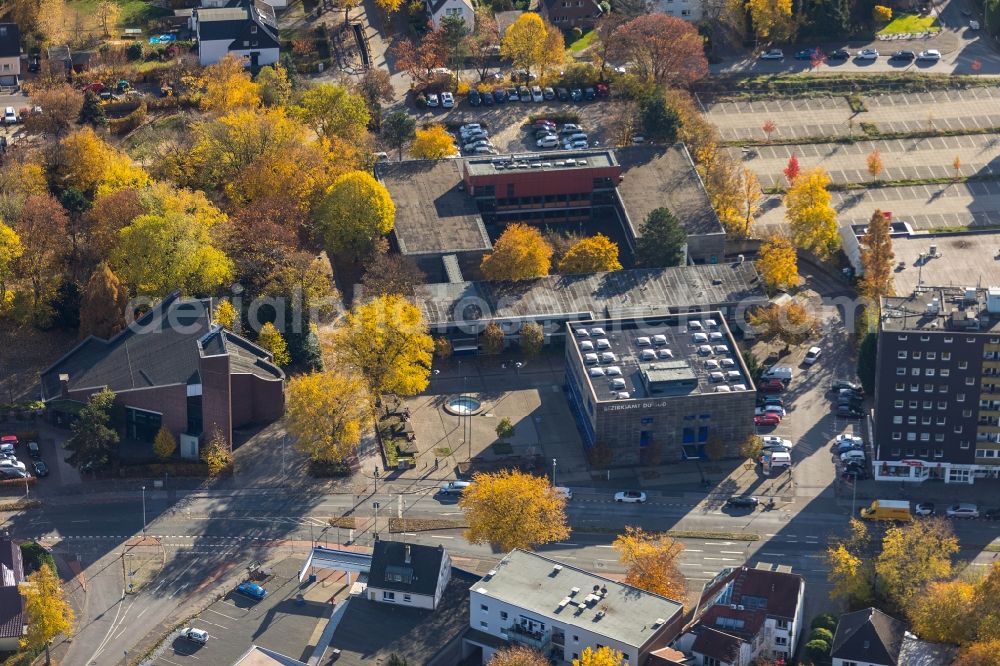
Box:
left=297, top=547, right=372, bottom=584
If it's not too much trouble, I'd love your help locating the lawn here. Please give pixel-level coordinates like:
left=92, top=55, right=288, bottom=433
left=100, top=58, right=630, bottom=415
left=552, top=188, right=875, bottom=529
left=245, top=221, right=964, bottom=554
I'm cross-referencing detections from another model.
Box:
left=69, top=0, right=172, bottom=34
left=877, top=13, right=941, bottom=35
left=567, top=29, right=597, bottom=53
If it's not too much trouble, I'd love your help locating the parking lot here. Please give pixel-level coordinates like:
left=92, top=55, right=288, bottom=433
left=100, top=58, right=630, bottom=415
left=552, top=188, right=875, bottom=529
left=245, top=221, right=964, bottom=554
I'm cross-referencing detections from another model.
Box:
left=729, top=134, right=1000, bottom=187
left=704, top=86, right=1000, bottom=141
left=147, top=558, right=331, bottom=666
left=755, top=179, right=1000, bottom=234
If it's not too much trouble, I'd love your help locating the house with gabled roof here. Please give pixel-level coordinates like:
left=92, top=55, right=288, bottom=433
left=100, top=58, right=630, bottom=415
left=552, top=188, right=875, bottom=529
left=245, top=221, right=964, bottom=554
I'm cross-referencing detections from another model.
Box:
left=190, top=0, right=279, bottom=67
left=426, top=0, right=474, bottom=29
left=0, top=24, right=20, bottom=90
left=40, top=291, right=284, bottom=452
left=366, top=541, right=452, bottom=610
left=0, top=539, right=26, bottom=652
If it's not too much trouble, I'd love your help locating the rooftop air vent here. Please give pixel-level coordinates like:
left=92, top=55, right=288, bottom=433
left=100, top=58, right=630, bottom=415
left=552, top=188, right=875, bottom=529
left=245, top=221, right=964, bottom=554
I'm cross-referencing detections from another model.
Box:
left=570, top=587, right=580, bottom=596
left=653, top=618, right=665, bottom=628
left=553, top=564, right=563, bottom=573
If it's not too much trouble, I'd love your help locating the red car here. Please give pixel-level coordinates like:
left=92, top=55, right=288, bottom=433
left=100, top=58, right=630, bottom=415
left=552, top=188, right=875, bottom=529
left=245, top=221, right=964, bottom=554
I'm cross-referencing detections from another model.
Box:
left=754, top=414, right=781, bottom=426
left=0, top=435, right=17, bottom=448
left=757, top=379, right=785, bottom=393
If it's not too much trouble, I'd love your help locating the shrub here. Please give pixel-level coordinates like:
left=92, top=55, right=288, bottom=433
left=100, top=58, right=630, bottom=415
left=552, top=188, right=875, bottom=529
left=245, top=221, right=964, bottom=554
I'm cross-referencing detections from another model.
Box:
left=810, top=627, right=834, bottom=645
left=457, top=81, right=471, bottom=95
left=20, top=542, right=56, bottom=574
left=805, top=639, right=831, bottom=662
left=127, top=42, right=144, bottom=61
left=528, top=111, right=580, bottom=125
left=811, top=612, right=839, bottom=632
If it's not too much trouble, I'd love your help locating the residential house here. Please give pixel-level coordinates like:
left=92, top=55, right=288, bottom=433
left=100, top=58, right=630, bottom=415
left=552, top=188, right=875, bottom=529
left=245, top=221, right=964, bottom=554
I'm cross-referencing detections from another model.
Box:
left=40, top=291, right=285, bottom=452
left=539, top=0, right=603, bottom=30
left=830, top=607, right=906, bottom=666
left=464, top=549, right=685, bottom=664
left=0, top=539, right=26, bottom=652
left=0, top=24, right=20, bottom=90
left=366, top=541, right=452, bottom=610
left=190, top=0, right=279, bottom=67
left=651, top=0, right=703, bottom=21
left=673, top=565, right=806, bottom=665
left=425, top=0, right=475, bottom=29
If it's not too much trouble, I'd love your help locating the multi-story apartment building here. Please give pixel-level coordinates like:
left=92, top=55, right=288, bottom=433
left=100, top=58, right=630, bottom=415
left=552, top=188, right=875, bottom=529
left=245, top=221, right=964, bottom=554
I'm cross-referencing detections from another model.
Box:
left=464, top=549, right=685, bottom=664
left=874, top=287, right=1000, bottom=484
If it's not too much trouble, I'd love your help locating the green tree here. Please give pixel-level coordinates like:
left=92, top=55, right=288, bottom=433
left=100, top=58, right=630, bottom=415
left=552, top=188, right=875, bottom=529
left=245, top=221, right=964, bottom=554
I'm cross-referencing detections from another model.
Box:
left=78, top=91, right=107, bottom=127
left=78, top=263, right=128, bottom=340
left=19, top=563, right=74, bottom=664
left=496, top=417, right=515, bottom=442
left=639, top=95, right=680, bottom=143
left=519, top=322, right=544, bottom=356
left=65, top=388, right=119, bottom=470
left=257, top=322, right=290, bottom=366
left=636, top=207, right=686, bottom=267
left=440, top=14, right=470, bottom=70
left=804, top=639, right=831, bottom=663
left=382, top=110, right=416, bottom=160
left=256, top=64, right=293, bottom=107
left=153, top=427, right=176, bottom=461
left=481, top=321, right=505, bottom=355
left=316, top=171, right=396, bottom=256
left=294, top=83, right=370, bottom=146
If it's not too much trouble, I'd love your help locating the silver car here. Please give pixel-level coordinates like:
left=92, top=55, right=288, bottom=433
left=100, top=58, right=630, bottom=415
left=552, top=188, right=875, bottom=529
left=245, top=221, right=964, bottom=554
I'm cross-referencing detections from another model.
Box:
left=946, top=503, right=979, bottom=519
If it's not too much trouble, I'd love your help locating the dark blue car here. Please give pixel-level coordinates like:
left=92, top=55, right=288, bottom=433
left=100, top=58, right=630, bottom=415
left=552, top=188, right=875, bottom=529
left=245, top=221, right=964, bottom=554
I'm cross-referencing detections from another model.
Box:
left=237, top=582, right=266, bottom=601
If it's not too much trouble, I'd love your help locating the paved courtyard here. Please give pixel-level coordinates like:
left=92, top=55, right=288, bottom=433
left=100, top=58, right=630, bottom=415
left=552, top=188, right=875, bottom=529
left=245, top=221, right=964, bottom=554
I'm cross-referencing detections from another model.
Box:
left=403, top=350, right=589, bottom=480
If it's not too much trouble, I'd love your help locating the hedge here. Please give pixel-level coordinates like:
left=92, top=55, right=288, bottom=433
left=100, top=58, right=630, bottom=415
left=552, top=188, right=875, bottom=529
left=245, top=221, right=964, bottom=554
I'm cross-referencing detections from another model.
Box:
left=108, top=102, right=148, bottom=135
left=20, top=541, right=56, bottom=574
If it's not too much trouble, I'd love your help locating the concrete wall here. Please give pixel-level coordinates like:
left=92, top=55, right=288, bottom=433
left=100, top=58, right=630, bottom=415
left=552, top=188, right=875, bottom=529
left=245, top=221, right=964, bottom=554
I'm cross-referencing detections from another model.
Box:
left=196, top=39, right=231, bottom=66
left=686, top=231, right=726, bottom=265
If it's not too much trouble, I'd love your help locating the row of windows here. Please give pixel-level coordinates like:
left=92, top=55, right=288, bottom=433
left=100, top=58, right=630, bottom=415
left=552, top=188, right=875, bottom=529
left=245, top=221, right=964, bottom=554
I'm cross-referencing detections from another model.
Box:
left=382, top=591, right=412, bottom=602
left=897, top=335, right=990, bottom=343
left=890, top=432, right=950, bottom=442
left=887, top=448, right=946, bottom=457
left=976, top=449, right=1000, bottom=458
left=891, top=399, right=958, bottom=410
left=892, top=415, right=949, bottom=425
left=894, top=383, right=966, bottom=394
left=896, top=367, right=950, bottom=377
left=896, top=350, right=951, bottom=360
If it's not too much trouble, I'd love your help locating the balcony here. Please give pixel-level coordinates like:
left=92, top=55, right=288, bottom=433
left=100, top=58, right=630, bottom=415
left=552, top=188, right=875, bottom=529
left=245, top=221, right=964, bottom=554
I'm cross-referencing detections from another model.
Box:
left=505, top=624, right=552, bottom=652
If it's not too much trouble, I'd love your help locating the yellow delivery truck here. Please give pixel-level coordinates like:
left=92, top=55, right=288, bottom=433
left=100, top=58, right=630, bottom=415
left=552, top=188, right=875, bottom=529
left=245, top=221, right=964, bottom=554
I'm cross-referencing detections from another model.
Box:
left=859, top=499, right=912, bottom=522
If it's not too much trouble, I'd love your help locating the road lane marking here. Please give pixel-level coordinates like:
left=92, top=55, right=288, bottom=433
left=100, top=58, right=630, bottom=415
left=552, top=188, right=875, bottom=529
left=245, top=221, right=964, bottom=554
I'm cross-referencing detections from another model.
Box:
left=429, top=535, right=455, bottom=539
left=596, top=545, right=613, bottom=549
left=760, top=552, right=786, bottom=556
left=685, top=549, right=703, bottom=552
left=206, top=608, right=240, bottom=621
left=194, top=617, right=230, bottom=630
left=720, top=551, right=745, bottom=554
left=558, top=543, right=580, bottom=546
left=158, top=657, right=185, bottom=666
left=703, top=557, right=737, bottom=561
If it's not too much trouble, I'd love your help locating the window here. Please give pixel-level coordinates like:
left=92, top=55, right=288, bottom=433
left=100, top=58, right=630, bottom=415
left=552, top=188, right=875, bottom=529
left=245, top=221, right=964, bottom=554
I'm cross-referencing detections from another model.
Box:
left=898, top=351, right=908, bottom=359
left=935, top=449, right=944, bottom=458
left=921, top=416, right=931, bottom=425
left=927, top=369, right=936, bottom=377
left=969, top=337, right=977, bottom=343
left=921, top=433, right=930, bottom=441
left=480, top=604, right=488, bottom=611
left=894, top=400, right=904, bottom=408
left=908, top=416, right=917, bottom=425
left=910, top=384, right=920, bottom=392
left=251, top=24, right=258, bottom=33
left=775, top=636, right=788, bottom=646
left=927, top=352, right=937, bottom=360
left=776, top=619, right=789, bottom=629
left=403, top=594, right=411, bottom=602
left=967, top=377, right=977, bottom=385
left=243, top=40, right=249, bottom=47
left=955, top=425, right=964, bottom=434
left=573, top=636, right=579, bottom=642
left=924, top=401, right=933, bottom=409
left=893, top=416, right=902, bottom=424
left=941, top=385, right=949, bottom=393
left=0, top=64, right=7, bottom=71
left=500, top=612, right=508, bottom=621
left=897, top=368, right=907, bottom=376
left=907, top=433, right=917, bottom=441
left=937, top=417, right=946, bottom=425
left=898, top=335, right=909, bottom=341
left=925, top=384, right=934, bottom=393
left=961, top=440, right=971, bottom=449
left=913, top=351, right=922, bottom=359
left=891, top=448, right=901, bottom=456
left=896, top=383, right=905, bottom=391
left=892, top=432, right=901, bottom=440
left=383, top=591, right=395, bottom=601
left=680, top=8, right=691, bottom=13
left=909, top=401, right=918, bottom=409
left=480, top=621, right=488, bottom=628
left=943, top=351, right=952, bottom=360
left=910, top=368, right=920, bottom=376
left=935, top=433, right=945, bottom=442
left=942, top=369, right=951, bottom=377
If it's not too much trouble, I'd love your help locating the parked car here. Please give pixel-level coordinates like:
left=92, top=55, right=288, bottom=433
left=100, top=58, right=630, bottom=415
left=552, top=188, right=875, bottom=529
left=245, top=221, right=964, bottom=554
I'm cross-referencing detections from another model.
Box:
left=842, top=463, right=869, bottom=480
left=3, top=107, right=17, bottom=125
left=914, top=502, right=935, bottom=517
left=795, top=48, right=820, bottom=60
left=755, top=406, right=787, bottom=418
left=836, top=438, right=864, bottom=455
left=459, top=122, right=483, bottom=133
left=761, top=49, right=784, bottom=60
left=0, top=459, right=26, bottom=471
left=583, top=87, right=596, bottom=100
left=440, top=92, right=455, bottom=108
left=556, top=87, right=570, bottom=101
left=761, top=396, right=785, bottom=407
left=828, top=49, right=850, bottom=60
left=530, top=86, right=544, bottom=102
left=481, top=91, right=494, bottom=106
left=439, top=481, right=472, bottom=495
left=856, top=48, right=879, bottom=60
left=180, top=628, right=209, bottom=645
left=563, top=139, right=589, bottom=150
left=595, top=83, right=609, bottom=97
left=507, top=87, right=519, bottom=101
left=946, top=503, right=979, bottom=519
left=542, top=86, right=555, bottom=100
left=560, top=123, right=584, bottom=134
left=755, top=414, right=781, bottom=426
left=918, top=49, right=941, bottom=61
left=758, top=379, right=785, bottom=393
left=537, top=136, right=560, bottom=148
left=840, top=449, right=866, bottom=463
left=0, top=467, right=27, bottom=479
left=471, top=146, right=497, bottom=155
left=570, top=88, right=583, bottom=101
left=615, top=490, right=646, bottom=503
left=464, top=141, right=493, bottom=152
left=27, top=442, right=39, bottom=459
left=468, top=89, right=481, bottom=106
left=725, top=495, right=759, bottom=508
left=519, top=86, right=531, bottom=102
left=831, top=380, right=863, bottom=394
left=890, top=50, right=915, bottom=61
left=837, top=405, right=864, bottom=418
left=0, top=442, right=12, bottom=455
left=803, top=347, right=821, bottom=365
left=425, top=93, right=440, bottom=108
left=32, top=460, right=48, bottom=477
left=761, top=436, right=792, bottom=448
left=493, top=89, right=507, bottom=104
left=236, top=582, right=267, bottom=600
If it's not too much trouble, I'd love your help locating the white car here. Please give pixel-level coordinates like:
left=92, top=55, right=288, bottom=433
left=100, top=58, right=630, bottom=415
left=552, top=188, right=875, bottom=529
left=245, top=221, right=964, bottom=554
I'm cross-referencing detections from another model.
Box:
left=761, top=436, right=792, bottom=448
left=0, top=459, right=26, bottom=471
left=615, top=490, right=646, bottom=503
left=537, top=136, right=560, bottom=148
left=804, top=347, right=821, bottom=365
left=471, top=146, right=497, bottom=155
left=760, top=49, right=784, bottom=60
left=530, top=86, right=544, bottom=102
left=564, top=140, right=588, bottom=150
left=856, top=49, right=879, bottom=60
left=463, top=139, right=492, bottom=151
left=440, top=92, right=455, bottom=108
left=426, top=93, right=440, bottom=108
left=840, top=450, right=866, bottom=463
left=946, top=503, right=979, bottom=519
left=460, top=123, right=482, bottom=133
left=3, top=106, right=17, bottom=125
left=180, top=627, right=208, bottom=644
left=918, top=49, right=941, bottom=61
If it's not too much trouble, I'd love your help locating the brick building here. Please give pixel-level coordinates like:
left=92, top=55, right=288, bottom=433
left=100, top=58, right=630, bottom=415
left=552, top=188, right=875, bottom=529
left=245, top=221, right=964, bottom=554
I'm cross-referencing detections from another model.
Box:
left=41, top=292, right=284, bottom=452
left=378, top=145, right=725, bottom=282
left=564, top=312, right=756, bottom=464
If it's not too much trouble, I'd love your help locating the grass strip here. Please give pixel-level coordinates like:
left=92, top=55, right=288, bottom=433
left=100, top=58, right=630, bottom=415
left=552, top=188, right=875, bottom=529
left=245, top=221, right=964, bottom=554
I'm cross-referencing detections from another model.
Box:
left=724, top=124, right=1000, bottom=149
left=389, top=518, right=467, bottom=532
left=0, top=499, right=41, bottom=511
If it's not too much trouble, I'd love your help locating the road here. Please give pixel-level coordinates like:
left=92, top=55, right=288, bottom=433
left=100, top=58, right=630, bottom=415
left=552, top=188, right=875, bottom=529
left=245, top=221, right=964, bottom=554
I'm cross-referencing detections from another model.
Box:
left=5, top=481, right=999, bottom=665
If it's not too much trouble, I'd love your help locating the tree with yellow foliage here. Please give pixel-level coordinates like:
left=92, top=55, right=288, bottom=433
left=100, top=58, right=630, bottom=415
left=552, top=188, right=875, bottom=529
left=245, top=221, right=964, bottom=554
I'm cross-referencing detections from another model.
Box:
left=557, top=234, right=622, bottom=274
left=748, top=301, right=818, bottom=348
left=539, top=21, right=566, bottom=81
left=53, top=127, right=151, bottom=197
left=36, top=0, right=67, bottom=46
left=574, top=646, right=625, bottom=666
left=488, top=646, right=548, bottom=666
left=859, top=210, right=894, bottom=301
left=0, top=161, right=47, bottom=223
left=329, top=294, right=433, bottom=397
left=257, top=322, right=291, bottom=366
left=612, top=526, right=686, bottom=601
left=201, top=426, right=233, bottom=476
left=907, top=580, right=976, bottom=644
left=0, top=221, right=23, bottom=308
left=215, top=300, right=238, bottom=330
left=784, top=167, right=840, bottom=259
left=199, top=55, right=261, bottom=112
left=294, top=83, right=370, bottom=146
left=876, top=517, right=958, bottom=611
left=316, top=171, right=396, bottom=256
left=736, top=167, right=761, bottom=237
left=96, top=0, right=120, bottom=37
left=256, top=64, right=293, bottom=107
left=955, top=641, right=1000, bottom=666
left=747, top=0, right=796, bottom=42
left=459, top=469, right=570, bottom=551
left=481, top=223, right=553, bottom=281
left=286, top=370, right=373, bottom=463
left=19, top=563, right=74, bottom=663
left=826, top=518, right=875, bottom=606
left=410, top=124, right=457, bottom=159
left=153, top=427, right=177, bottom=461
left=374, top=0, right=403, bottom=13
left=756, top=235, right=800, bottom=291
left=873, top=5, right=892, bottom=22
left=502, top=13, right=547, bottom=79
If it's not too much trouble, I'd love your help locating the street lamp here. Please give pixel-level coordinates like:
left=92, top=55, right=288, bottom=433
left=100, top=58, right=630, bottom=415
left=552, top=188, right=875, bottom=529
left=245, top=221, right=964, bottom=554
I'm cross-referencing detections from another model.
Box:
left=552, top=458, right=557, bottom=487
left=141, top=485, right=146, bottom=537
left=373, top=467, right=380, bottom=493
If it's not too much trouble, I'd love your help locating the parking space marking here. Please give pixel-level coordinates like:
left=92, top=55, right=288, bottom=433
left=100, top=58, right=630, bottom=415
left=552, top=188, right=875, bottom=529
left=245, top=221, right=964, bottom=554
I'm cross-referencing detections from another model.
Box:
left=194, top=617, right=230, bottom=630
left=157, top=657, right=186, bottom=666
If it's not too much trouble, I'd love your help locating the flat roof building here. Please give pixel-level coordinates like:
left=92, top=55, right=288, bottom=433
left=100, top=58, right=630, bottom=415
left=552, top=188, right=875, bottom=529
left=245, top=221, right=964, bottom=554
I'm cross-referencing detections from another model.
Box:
left=564, top=313, right=756, bottom=464
left=378, top=145, right=725, bottom=281
left=874, top=286, right=1000, bottom=483
left=465, top=549, right=684, bottom=665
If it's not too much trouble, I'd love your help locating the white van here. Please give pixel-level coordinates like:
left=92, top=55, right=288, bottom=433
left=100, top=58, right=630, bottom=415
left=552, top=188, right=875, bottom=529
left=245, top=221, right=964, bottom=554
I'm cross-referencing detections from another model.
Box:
left=762, top=367, right=793, bottom=382
left=767, top=451, right=792, bottom=468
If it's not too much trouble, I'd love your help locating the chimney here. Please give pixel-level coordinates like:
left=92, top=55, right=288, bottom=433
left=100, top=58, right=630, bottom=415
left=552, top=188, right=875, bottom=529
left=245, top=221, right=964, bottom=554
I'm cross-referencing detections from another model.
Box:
left=405, top=545, right=411, bottom=564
